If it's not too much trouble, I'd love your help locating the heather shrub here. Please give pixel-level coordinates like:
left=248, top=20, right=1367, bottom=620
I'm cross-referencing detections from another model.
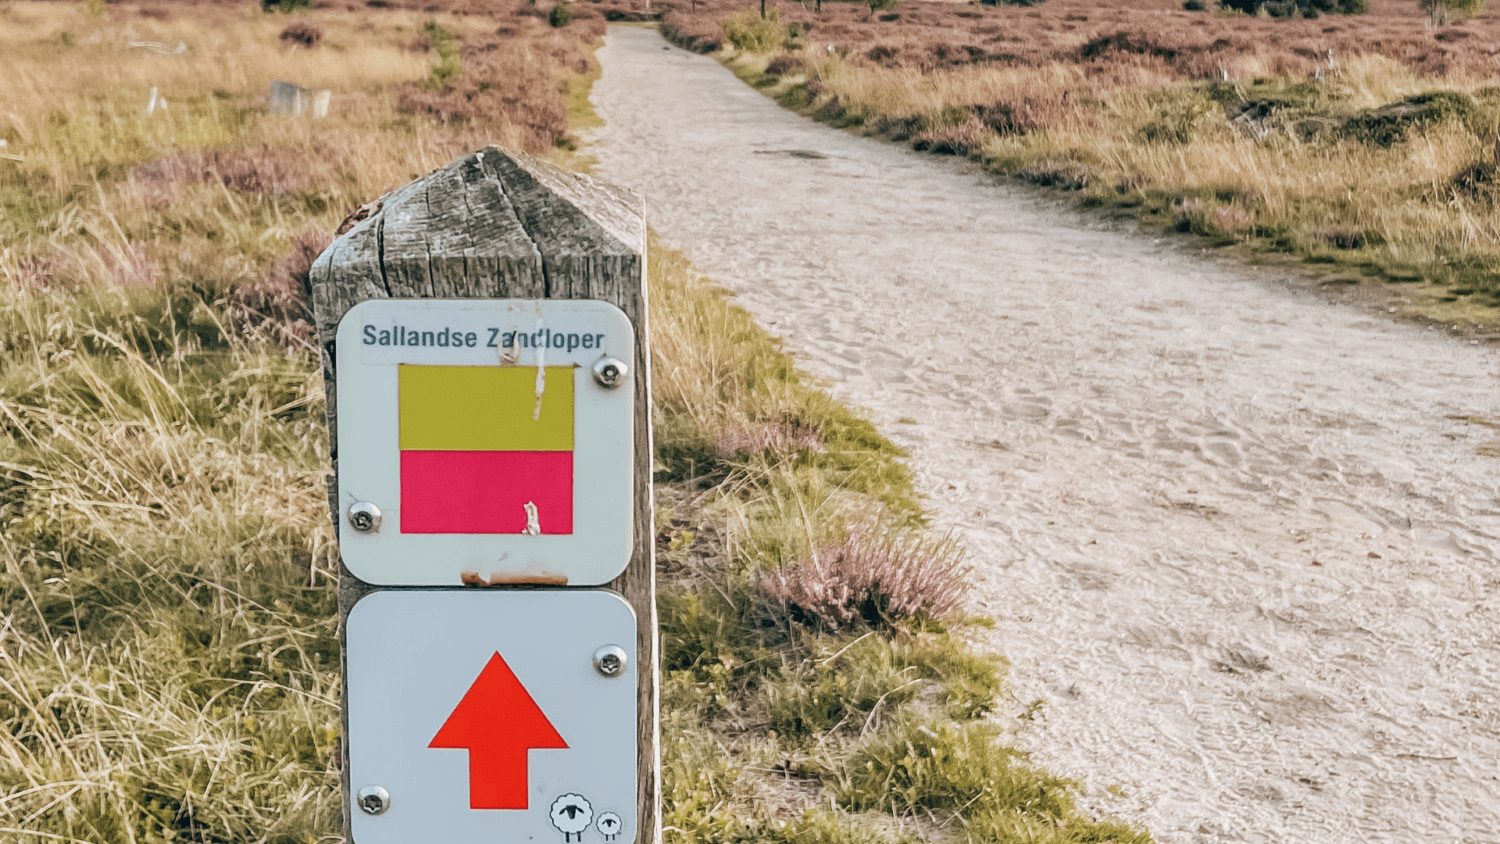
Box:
left=129, top=147, right=327, bottom=206
left=764, top=53, right=806, bottom=77
left=760, top=526, right=965, bottom=629
left=232, top=229, right=333, bottom=347
left=396, top=33, right=574, bottom=153
left=97, top=242, right=158, bottom=289
left=784, top=21, right=808, bottom=49
left=6, top=254, right=64, bottom=291
left=1174, top=197, right=1254, bottom=240
left=548, top=2, right=572, bottom=27
left=1014, top=158, right=1093, bottom=191
left=714, top=420, right=822, bottom=459
left=912, top=114, right=987, bottom=155
left=1220, top=0, right=1366, bottom=13
left=1342, top=91, right=1481, bottom=147
left=722, top=7, right=783, bottom=53
left=279, top=20, right=324, bottom=47
left=974, top=96, right=1060, bottom=136
left=660, top=12, right=723, bottom=52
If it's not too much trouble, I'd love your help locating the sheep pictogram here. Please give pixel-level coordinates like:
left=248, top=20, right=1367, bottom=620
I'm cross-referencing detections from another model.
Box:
left=549, top=793, right=593, bottom=842
left=596, top=811, right=623, bottom=841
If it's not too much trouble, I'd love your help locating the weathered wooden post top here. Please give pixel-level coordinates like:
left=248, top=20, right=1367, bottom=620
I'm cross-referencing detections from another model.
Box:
left=310, top=147, right=657, bottom=844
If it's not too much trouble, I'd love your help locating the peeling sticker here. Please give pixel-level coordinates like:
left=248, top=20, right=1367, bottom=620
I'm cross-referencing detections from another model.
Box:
left=460, top=570, right=570, bottom=587
left=524, top=501, right=542, bottom=536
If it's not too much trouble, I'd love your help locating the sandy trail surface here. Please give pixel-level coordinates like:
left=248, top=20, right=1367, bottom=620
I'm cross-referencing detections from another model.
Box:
left=590, top=27, right=1500, bottom=843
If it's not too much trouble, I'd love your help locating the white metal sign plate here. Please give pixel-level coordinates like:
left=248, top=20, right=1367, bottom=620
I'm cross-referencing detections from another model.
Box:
left=346, top=590, right=638, bottom=844
left=335, top=299, right=635, bottom=586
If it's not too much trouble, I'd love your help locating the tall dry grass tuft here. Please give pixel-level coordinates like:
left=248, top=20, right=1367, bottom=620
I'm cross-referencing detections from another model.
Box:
left=0, top=284, right=339, bottom=841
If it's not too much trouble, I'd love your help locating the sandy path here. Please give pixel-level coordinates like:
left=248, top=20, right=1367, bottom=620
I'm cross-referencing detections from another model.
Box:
left=590, top=27, right=1500, bottom=844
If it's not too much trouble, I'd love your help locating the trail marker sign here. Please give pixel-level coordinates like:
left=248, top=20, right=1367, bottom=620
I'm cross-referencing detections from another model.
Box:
left=334, top=298, right=636, bottom=587
left=311, top=147, right=658, bottom=844
left=346, top=591, right=637, bottom=844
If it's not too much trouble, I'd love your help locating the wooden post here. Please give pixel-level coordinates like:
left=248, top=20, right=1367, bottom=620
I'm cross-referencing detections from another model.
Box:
left=309, top=147, right=657, bottom=844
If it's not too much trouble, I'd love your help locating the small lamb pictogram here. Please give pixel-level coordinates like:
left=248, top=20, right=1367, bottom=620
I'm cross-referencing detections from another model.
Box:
left=596, top=811, right=623, bottom=841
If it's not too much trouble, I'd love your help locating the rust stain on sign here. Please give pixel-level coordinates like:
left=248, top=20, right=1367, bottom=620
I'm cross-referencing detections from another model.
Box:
left=460, top=570, right=570, bottom=587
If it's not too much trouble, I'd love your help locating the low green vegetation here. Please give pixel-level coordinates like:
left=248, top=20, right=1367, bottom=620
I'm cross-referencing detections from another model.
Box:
left=421, top=20, right=464, bottom=89
left=721, top=7, right=786, bottom=53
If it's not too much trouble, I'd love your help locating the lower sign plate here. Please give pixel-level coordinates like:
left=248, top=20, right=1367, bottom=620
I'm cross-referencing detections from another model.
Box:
left=346, top=590, right=637, bottom=844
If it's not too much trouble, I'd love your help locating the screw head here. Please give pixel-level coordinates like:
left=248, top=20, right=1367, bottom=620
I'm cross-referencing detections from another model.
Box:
left=593, top=644, right=628, bottom=677
left=591, top=357, right=628, bottom=389
left=348, top=501, right=382, bottom=533
left=356, top=785, right=391, bottom=816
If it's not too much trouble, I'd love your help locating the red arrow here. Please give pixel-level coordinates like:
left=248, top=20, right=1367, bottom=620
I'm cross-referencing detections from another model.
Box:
left=429, top=652, right=568, bottom=809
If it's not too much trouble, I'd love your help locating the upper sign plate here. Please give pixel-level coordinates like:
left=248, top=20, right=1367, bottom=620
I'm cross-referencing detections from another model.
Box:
left=335, top=299, right=635, bottom=586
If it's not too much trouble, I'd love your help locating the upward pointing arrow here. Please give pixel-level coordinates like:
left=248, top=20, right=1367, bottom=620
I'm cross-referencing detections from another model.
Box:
left=429, top=652, right=568, bottom=809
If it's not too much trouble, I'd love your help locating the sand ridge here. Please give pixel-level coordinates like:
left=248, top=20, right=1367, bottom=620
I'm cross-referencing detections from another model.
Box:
left=591, top=26, right=1500, bottom=844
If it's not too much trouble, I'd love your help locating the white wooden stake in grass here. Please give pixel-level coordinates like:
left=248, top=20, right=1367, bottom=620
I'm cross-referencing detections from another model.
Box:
left=310, top=146, right=658, bottom=844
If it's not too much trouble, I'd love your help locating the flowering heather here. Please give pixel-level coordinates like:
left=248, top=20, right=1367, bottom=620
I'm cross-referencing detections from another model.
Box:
left=233, top=229, right=333, bottom=348
left=714, top=420, right=823, bottom=459
left=128, top=147, right=328, bottom=207
left=762, top=526, right=966, bottom=628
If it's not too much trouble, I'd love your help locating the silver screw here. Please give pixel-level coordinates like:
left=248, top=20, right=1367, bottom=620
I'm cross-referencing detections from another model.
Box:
left=593, top=644, right=628, bottom=677
left=591, top=357, right=628, bottom=389
left=356, top=785, right=391, bottom=816
left=348, top=501, right=382, bottom=533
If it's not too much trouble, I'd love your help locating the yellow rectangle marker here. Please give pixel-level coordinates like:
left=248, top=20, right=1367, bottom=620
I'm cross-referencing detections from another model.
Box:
left=399, top=365, right=574, bottom=452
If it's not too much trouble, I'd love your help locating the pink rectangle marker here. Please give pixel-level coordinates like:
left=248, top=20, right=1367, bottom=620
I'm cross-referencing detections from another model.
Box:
left=400, top=450, right=574, bottom=534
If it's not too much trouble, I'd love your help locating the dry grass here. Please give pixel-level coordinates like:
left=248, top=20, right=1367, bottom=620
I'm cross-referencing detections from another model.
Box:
left=664, top=0, right=1500, bottom=322
left=0, top=4, right=610, bottom=840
